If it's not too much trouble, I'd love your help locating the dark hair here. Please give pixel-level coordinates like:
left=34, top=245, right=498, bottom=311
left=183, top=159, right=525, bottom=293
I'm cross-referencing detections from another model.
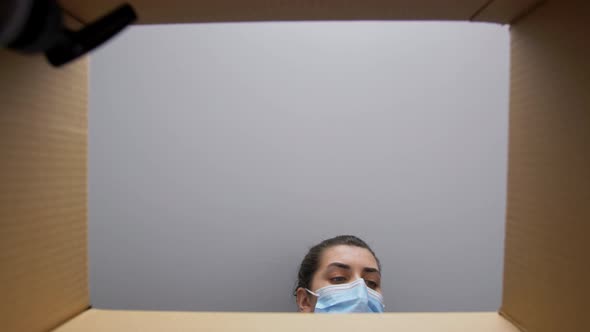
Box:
left=293, top=235, right=380, bottom=296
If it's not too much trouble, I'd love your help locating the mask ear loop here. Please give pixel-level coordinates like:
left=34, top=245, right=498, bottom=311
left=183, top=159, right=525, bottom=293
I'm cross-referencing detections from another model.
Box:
left=305, top=288, right=319, bottom=297
left=299, top=288, right=319, bottom=312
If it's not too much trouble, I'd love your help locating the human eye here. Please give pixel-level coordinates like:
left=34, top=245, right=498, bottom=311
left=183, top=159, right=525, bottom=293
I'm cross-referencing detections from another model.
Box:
left=365, top=280, right=379, bottom=289
left=330, top=276, right=347, bottom=284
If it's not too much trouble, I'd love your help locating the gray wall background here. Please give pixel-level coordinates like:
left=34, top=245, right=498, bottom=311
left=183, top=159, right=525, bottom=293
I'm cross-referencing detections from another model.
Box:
left=89, top=22, right=509, bottom=312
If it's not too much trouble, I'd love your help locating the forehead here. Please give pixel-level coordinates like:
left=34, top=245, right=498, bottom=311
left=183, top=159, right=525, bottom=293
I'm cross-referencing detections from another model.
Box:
left=319, top=245, right=379, bottom=270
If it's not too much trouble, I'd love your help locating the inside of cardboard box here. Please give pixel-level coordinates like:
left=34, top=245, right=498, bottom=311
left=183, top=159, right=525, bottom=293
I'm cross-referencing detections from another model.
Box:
left=2, top=1, right=589, bottom=331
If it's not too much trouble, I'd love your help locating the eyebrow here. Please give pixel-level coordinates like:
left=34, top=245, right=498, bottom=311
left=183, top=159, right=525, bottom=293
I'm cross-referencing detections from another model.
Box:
left=326, top=262, right=381, bottom=275
left=363, top=267, right=381, bottom=275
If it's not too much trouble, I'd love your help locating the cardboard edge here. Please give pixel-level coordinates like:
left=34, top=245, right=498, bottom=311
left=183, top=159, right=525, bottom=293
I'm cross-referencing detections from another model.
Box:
left=54, top=310, right=521, bottom=331
left=63, top=9, right=87, bottom=27
left=499, top=309, right=527, bottom=332
left=51, top=306, right=93, bottom=332
left=49, top=53, right=91, bottom=330
left=469, top=0, right=495, bottom=21
left=472, top=0, right=545, bottom=24
left=59, top=1, right=502, bottom=25
left=500, top=2, right=549, bottom=331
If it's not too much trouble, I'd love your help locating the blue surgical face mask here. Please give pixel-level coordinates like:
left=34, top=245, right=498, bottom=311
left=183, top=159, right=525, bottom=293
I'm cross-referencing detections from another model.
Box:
left=306, top=278, right=384, bottom=313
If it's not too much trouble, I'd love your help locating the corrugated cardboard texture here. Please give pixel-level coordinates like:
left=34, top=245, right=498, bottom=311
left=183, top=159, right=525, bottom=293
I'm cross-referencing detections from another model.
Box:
left=502, top=1, right=590, bottom=331
left=55, top=310, right=520, bottom=332
left=59, top=0, right=535, bottom=25
left=0, top=52, right=89, bottom=331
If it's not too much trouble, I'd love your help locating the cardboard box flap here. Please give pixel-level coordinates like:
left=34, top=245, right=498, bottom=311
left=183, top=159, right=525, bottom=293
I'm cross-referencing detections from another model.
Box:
left=55, top=310, right=520, bottom=332
left=503, top=0, right=590, bottom=331
left=59, top=0, right=541, bottom=25
left=0, top=52, right=89, bottom=331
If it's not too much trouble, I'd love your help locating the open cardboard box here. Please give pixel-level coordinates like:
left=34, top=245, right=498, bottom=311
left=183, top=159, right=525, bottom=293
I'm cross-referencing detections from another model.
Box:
left=1, top=0, right=588, bottom=331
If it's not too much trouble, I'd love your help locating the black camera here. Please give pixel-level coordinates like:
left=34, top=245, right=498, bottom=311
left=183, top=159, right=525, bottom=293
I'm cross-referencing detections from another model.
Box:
left=0, top=0, right=136, bottom=66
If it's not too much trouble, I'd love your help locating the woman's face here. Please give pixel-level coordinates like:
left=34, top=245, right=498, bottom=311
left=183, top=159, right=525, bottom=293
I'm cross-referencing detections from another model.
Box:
left=296, top=245, right=381, bottom=312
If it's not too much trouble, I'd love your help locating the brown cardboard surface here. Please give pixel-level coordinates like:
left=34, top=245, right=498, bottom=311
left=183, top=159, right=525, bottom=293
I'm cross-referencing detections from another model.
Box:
left=502, top=1, right=590, bottom=331
left=0, top=52, right=89, bottom=331
left=55, top=310, right=520, bottom=332
left=58, top=0, right=534, bottom=25
left=471, top=0, right=542, bottom=23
